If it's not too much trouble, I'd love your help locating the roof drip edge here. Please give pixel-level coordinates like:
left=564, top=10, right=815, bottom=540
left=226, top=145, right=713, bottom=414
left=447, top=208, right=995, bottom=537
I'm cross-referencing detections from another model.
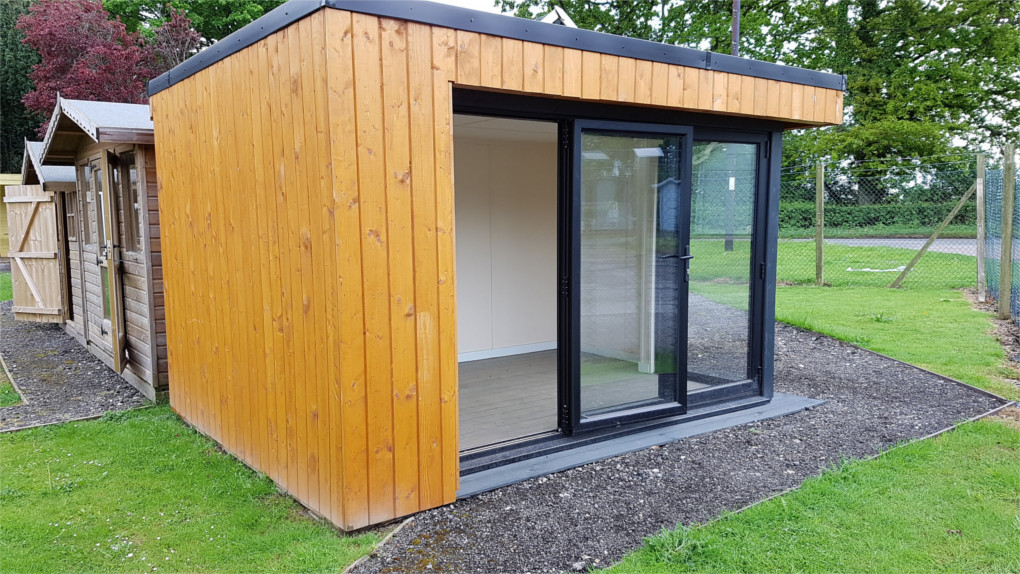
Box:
left=147, top=0, right=845, bottom=97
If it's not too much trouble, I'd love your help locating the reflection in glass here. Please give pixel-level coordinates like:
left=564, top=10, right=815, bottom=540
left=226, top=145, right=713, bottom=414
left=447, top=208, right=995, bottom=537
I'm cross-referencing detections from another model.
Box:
left=687, top=142, right=756, bottom=393
left=579, top=130, right=682, bottom=418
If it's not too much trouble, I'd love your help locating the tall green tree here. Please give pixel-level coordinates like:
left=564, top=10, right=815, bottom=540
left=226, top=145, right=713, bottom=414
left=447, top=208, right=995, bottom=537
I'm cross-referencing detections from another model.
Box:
left=792, top=0, right=1020, bottom=164
left=497, top=0, right=810, bottom=62
left=103, top=0, right=285, bottom=44
left=499, top=0, right=1019, bottom=181
left=1, top=0, right=40, bottom=173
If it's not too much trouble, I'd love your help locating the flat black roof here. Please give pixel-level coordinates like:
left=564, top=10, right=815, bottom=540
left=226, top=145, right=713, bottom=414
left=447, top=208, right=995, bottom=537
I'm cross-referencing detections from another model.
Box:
left=148, top=0, right=846, bottom=97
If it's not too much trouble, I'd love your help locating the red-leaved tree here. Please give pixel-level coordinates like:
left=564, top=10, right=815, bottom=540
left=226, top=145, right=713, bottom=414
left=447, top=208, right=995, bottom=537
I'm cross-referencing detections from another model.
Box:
left=18, top=0, right=151, bottom=136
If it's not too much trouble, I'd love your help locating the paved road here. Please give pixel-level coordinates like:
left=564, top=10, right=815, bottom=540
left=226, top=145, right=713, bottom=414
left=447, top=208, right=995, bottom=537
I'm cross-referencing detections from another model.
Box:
left=793, top=237, right=978, bottom=256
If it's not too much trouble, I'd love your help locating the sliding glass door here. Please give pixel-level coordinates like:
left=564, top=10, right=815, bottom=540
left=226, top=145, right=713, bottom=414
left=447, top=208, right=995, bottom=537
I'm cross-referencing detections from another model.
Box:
left=571, top=121, right=692, bottom=428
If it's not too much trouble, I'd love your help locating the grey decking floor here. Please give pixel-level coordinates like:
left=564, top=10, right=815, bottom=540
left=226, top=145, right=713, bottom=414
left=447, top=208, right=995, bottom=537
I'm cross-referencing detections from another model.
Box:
left=459, top=351, right=559, bottom=451
left=459, top=350, right=711, bottom=451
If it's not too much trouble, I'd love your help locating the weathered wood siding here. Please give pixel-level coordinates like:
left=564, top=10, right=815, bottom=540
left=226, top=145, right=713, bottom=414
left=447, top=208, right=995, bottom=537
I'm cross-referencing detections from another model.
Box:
left=63, top=190, right=86, bottom=338
left=150, top=7, right=844, bottom=531
left=65, top=142, right=164, bottom=398
left=141, top=145, right=169, bottom=391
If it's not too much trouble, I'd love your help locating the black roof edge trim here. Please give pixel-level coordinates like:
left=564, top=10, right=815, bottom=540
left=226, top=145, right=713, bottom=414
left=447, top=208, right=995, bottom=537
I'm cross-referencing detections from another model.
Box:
left=148, top=0, right=845, bottom=97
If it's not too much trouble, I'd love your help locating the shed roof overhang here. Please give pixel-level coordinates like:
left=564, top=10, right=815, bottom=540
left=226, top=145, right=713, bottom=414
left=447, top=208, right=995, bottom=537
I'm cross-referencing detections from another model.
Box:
left=22, top=140, right=76, bottom=188
left=147, top=0, right=846, bottom=102
left=40, top=97, right=155, bottom=166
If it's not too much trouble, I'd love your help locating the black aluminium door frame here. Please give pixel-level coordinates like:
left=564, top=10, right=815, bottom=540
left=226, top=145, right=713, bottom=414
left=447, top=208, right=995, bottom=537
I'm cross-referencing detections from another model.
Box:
left=566, top=119, right=694, bottom=434
left=452, top=88, right=782, bottom=443
left=689, top=129, right=775, bottom=408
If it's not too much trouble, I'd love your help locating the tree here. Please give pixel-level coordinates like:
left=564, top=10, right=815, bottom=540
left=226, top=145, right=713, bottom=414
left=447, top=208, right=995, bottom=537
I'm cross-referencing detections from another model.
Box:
left=147, top=7, right=202, bottom=77
left=1, top=0, right=39, bottom=173
left=103, top=0, right=285, bottom=45
left=18, top=0, right=151, bottom=135
left=793, top=0, right=1020, bottom=158
left=497, top=0, right=812, bottom=62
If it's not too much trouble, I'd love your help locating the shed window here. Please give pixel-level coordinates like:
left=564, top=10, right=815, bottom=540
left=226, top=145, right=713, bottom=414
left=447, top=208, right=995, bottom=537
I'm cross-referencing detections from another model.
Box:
left=78, top=163, right=93, bottom=244
left=117, top=152, right=143, bottom=252
left=92, top=160, right=107, bottom=247
left=65, top=191, right=78, bottom=241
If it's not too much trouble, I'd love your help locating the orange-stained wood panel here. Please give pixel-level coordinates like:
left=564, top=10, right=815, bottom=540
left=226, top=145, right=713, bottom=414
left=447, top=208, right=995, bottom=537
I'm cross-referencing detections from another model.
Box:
left=151, top=6, right=843, bottom=534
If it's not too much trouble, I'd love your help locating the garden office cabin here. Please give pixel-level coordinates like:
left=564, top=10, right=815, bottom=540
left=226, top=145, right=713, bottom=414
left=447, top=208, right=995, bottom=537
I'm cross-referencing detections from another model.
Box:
left=148, top=0, right=844, bottom=530
left=17, top=98, right=168, bottom=401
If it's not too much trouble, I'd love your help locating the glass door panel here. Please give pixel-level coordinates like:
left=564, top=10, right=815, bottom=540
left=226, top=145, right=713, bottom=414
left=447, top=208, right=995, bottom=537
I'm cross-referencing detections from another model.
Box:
left=578, top=127, right=687, bottom=419
left=687, top=142, right=757, bottom=395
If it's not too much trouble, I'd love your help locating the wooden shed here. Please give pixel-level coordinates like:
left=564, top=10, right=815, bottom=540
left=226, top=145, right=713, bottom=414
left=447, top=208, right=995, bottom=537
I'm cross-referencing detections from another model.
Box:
left=148, top=0, right=844, bottom=530
left=16, top=98, right=168, bottom=400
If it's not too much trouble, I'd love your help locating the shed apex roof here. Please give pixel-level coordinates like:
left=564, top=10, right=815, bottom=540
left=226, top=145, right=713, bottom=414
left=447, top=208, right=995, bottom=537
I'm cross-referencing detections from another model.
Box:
left=61, top=98, right=154, bottom=135
left=41, top=97, right=154, bottom=164
left=148, top=0, right=846, bottom=96
left=24, top=140, right=76, bottom=184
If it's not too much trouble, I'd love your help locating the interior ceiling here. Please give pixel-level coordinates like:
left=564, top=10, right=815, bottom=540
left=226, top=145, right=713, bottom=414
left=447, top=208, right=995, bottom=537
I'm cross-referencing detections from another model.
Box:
left=454, top=114, right=557, bottom=143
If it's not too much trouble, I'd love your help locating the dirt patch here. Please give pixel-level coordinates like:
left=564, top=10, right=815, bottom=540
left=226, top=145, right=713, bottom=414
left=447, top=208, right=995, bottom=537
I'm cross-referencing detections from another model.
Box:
left=0, top=301, right=148, bottom=431
left=992, top=406, right=1020, bottom=431
left=353, top=323, right=1007, bottom=574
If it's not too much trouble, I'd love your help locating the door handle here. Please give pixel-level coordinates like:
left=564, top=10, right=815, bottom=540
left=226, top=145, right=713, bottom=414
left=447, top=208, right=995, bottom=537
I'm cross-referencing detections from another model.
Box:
left=679, top=254, right=694, bottom=261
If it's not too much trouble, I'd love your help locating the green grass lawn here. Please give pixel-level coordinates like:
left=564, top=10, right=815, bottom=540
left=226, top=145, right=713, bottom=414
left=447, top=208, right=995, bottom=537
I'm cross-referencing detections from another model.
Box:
left=776, top=286, right=1018, bottom=401
left=0, top=406, right=377, bottom=574
left=0, top=367, right=22, bottom=407
left=606, top=418, right=1020, bottom=574
left=779, top=223, right=976, bottom=239
left=1, top=271, right=11, bottom=302
left=608, top=239, right=1020, bottom=573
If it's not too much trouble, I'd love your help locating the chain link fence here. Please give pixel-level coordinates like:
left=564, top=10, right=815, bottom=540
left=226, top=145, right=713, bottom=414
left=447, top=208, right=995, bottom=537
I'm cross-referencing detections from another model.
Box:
left=778, top=157, right=979, bottom=288
left=983, top=164, right=1020, bottom=328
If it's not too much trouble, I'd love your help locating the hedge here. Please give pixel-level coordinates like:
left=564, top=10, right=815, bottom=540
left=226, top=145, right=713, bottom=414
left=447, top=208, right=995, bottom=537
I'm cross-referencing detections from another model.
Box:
left=779, top=201, right=976, bottom=229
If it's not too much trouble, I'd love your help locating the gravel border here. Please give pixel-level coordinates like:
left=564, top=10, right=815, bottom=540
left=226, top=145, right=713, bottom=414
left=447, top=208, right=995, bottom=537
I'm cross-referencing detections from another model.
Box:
left=353, top=323, right=1008, bottom=574
left=0, top=301, right=148, bottom=431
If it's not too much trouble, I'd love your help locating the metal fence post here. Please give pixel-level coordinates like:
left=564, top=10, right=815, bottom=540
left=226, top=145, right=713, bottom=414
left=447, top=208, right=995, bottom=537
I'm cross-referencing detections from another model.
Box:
left=976, top=153, right=986, bottom=302
left=999, top=144, right=1015, bottom=320
left=815, top=162, right=824, bottom=286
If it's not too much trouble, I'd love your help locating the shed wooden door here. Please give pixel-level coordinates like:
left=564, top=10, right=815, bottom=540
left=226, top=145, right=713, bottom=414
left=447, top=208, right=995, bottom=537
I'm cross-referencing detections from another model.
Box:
left=4, top=185, right=63, bottom=322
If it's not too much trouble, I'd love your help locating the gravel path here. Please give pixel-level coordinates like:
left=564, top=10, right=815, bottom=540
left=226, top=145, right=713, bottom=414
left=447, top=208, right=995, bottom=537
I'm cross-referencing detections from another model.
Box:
left=354, top=323, right=1007, bottom=574
left=0, top=301, right=148, bottom=431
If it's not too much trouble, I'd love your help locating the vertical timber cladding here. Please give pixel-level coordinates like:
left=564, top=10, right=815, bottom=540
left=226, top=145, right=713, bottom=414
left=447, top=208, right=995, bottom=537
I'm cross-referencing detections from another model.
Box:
left=150, top=8, right=844, bottom=531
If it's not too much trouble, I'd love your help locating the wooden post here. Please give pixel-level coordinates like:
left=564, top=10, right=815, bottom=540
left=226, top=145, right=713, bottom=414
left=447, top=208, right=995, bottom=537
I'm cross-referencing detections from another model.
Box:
left=815, top=162, right=824, bottom=286
left=976, top=154, right=986, bottom=302
left=890, top=182, right=976, bottom=288
left=1000, top=144, right=1016, bottom=320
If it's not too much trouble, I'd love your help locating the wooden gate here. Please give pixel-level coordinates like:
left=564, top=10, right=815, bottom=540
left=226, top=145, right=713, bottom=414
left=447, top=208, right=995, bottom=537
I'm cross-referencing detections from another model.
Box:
left=4, top=185, right=63, bottom=322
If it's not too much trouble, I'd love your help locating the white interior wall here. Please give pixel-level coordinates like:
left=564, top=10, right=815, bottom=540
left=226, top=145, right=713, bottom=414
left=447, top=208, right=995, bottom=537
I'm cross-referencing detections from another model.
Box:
left=453, top=116, right=557, bottom=361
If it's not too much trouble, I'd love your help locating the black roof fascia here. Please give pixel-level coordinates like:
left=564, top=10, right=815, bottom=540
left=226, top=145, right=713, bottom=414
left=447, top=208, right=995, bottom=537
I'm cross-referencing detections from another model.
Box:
left=148, top=0, right=845, bottom=97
